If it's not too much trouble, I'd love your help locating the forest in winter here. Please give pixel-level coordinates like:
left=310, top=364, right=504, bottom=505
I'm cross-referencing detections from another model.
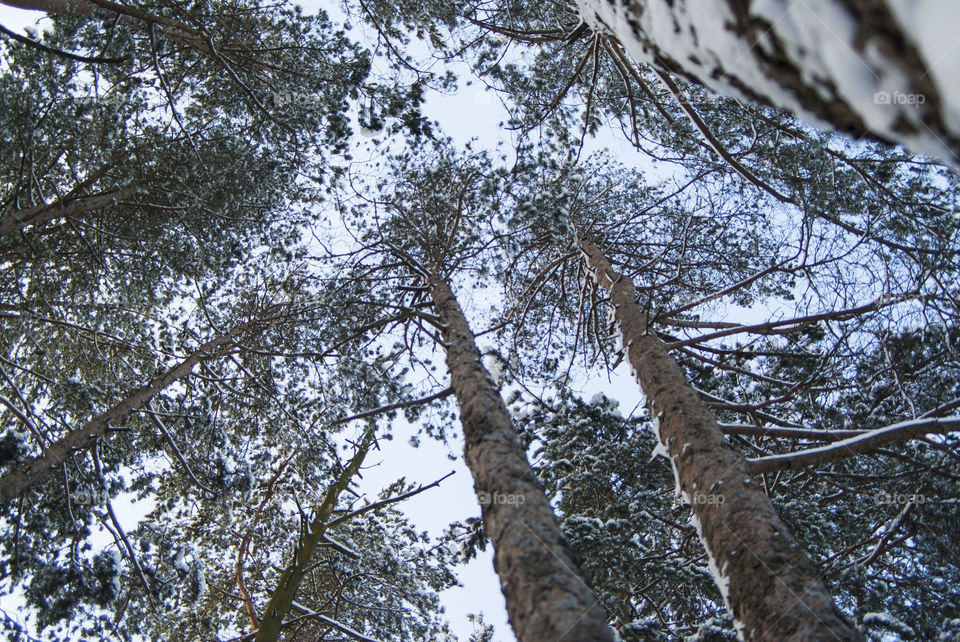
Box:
left=0, top=0, right=958, bottom=640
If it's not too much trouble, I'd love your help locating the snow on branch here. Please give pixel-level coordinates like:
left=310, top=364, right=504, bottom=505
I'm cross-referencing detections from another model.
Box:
left=720, top=424, right=865, bottom=441
left=310, top=613, right=384, bottom=642
left=747, top=416, right=960, bottom=474
left=234, top=603, right=384, bottom=642
left=288, top=602, right=385, bottom=642
left=319, top=533, right=361, bottom=559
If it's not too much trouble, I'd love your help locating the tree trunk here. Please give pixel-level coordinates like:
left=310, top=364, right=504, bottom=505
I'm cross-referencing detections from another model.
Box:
left=0, top=324, right=249, bottom=505
left=0, top=0, right=97, bottom=17
left=427, top=271, right=615, bottom=642
left=577, top=237, right=862, bottom=641
left=574, top=0, right=960, bottom=168
left=254, top=428, right=375, bottom=642
left=0, top=188, right=137, bottom=238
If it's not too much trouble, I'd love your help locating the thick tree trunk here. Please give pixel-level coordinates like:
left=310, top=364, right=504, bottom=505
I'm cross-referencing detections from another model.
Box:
left=0, top=325, right=248, bottom=505
left=575, top=0, right=960, bottom=168
left=577, top=238, right=861, bottom=641
left=427, top=272, right=614, bottom=642
left=0, top=0, right=97, bottom=16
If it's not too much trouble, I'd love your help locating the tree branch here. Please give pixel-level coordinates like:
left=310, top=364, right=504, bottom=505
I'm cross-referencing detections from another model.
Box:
left=0, top=22, right=127, bottom=64
left=747, top=417, right=960, bottom=474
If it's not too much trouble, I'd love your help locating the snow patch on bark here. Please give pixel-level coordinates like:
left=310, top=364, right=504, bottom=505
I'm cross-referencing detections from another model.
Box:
left=887, top=0, right=960, bottom=134
left=482, top=350, right=506, bottom=385
left=650, top=407, right=687, bottom=505
left=574, top=0, right=960, bottom=165
left=649, top=439, right=670, bottom=463
left=689, top=511, right=743, bottom=639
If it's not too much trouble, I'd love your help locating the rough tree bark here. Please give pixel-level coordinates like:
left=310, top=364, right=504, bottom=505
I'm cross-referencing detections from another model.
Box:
left=575, top=0, right=960, bottom=168
left=427, top=271, right=615, bottom=642
left=0, top=322, right=254, bottom=505
left=0, top=0, right=99, bottom=17
left=577, top=237, right=861, bottom=641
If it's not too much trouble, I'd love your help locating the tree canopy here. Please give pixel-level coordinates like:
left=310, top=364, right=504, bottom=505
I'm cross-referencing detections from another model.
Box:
left=1, top=0, right=958, bottom=640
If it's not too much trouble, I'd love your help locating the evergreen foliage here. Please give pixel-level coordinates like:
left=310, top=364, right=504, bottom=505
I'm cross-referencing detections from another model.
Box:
left=1, top=0, right=958, bottom=639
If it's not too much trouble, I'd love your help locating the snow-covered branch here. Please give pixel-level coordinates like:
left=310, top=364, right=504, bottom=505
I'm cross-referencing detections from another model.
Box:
left=234, top=604, right=384, bottom=642
left=720, top=424, right=865, bottom=441
left=747, top=416, right=960, bottom=474
left=289, top=603, right=385, bottom=642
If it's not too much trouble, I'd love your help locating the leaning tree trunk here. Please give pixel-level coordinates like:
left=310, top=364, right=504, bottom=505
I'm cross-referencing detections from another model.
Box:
left=0, top=321, right=254, bottom=505
left=0, top=187, right=138, bottom=238
left=577, top=238, right=861, bottom=641
left=0, top=0, right=99, bottom=17
left=427, top=271, right=614, bottom=642
left=254, top=428, right=375, bottom=642
left=574, top=0, right=960, bottom=168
